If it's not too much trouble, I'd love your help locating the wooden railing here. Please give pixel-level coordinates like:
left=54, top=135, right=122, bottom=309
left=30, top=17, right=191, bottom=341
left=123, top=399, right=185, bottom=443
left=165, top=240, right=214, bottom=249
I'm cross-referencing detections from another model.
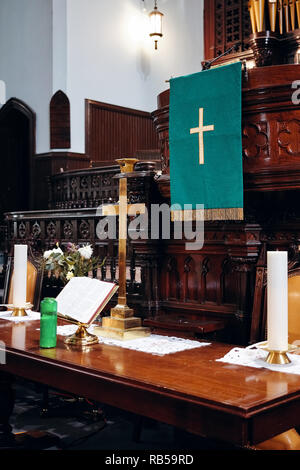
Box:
left=48, top=165, right=120, bottom=210
left=48, top=161, right=159, bottom=210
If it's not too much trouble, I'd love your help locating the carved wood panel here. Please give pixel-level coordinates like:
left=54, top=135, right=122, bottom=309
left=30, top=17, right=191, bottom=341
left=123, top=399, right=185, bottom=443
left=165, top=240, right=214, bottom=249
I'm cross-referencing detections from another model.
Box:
left=243, top=121, right=269, bottom=161
left=243, top=112, right=300, bottom=171
left=277, top=118, right=300, bottom=159
left=204, top=0, right=252, bottom=60
left=160, top=252, right=242, bottom=310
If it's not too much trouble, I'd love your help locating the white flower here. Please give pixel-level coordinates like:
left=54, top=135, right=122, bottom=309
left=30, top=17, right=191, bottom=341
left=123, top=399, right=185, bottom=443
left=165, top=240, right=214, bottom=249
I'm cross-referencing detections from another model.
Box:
left=52, top=247, right=63, bottom=255
left=66, top=271, right=74, bottom=281
left=78, top=244, right=93, bottom=260
left=43, top=250, right=53, bottom=259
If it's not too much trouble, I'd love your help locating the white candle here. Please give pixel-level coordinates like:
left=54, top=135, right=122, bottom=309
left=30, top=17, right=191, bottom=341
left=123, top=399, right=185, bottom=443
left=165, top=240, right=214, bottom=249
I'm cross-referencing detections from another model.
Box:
left=12, top=244, right=28, bottom=307
left=267, top=251, right=288, bottom=351
left=11, top=323, right=26, bottom=349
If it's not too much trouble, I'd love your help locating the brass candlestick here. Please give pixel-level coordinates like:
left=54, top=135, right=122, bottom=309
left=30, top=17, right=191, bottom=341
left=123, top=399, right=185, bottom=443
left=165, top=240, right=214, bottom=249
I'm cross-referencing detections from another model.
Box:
left=94, top=158, right=151, bottom=341
left=258, top=342, right=297, bottom=364
left=266, top=350, right=291, bottom=364
left=8, top=302, right=33, bottom=317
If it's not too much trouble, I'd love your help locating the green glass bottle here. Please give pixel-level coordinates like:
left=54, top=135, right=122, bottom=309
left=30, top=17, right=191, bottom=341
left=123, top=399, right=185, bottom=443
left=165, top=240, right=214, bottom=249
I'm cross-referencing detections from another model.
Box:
left=40, top=298, right=57, bottom=348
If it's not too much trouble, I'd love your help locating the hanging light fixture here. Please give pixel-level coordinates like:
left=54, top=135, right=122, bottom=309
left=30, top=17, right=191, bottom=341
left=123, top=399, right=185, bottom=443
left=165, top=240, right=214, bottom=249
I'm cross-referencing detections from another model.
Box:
left=149, top=0, right=164, bottom=50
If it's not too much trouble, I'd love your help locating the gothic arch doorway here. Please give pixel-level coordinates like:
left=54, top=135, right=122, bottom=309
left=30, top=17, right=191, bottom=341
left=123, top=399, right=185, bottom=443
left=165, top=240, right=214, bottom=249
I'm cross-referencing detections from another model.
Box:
left=0, top=98, right=36, bottom=215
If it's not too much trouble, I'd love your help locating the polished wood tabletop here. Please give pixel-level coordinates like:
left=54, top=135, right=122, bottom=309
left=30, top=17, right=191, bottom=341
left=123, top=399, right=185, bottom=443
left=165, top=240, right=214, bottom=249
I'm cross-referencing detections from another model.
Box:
left=1, top=318, right=300, bottom=447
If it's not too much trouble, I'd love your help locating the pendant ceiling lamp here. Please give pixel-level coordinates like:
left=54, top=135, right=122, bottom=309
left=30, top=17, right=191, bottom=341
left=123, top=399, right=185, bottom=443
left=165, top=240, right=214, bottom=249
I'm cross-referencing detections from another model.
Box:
left=149, top=0, right=164, bottom=50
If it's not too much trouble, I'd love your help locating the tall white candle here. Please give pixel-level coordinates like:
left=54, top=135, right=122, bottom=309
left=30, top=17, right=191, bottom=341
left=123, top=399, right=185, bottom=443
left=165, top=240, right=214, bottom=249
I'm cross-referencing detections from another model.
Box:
left=11, top=323, right=26, bottom=349
left=12, top=244, right=28, bottom=307
left=267, top=251, right=288, bottom=351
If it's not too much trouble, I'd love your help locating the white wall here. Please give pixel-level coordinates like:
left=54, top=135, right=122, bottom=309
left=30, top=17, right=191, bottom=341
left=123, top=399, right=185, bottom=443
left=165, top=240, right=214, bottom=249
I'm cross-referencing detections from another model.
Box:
left=67, top=0, right=204, bottom=153
left=142, top=0, right=204, bottom=108
left=0, top=0, right=204, bottom=155
left=52, top=0, right=67, bottom=94
left=0, top=0, right=52, bottom=154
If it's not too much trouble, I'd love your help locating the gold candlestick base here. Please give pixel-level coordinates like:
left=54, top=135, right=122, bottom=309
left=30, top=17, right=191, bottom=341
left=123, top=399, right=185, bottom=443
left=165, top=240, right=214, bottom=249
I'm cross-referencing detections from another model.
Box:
left=94, top=304, right=151, bottom=341
left=265, top=350, right=291, bottom=365
left=258, top=342, right=298, bottom=365
left=64, top=323, right=99, bottom=347
left=94, top=324, right=151, bottom=341
left=8, top=303, right=33, bottom=317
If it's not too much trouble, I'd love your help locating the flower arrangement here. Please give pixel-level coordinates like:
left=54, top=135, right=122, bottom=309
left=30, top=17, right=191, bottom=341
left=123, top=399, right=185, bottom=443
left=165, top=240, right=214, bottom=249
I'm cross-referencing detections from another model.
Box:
left=42, top=242, right=104, bottom=283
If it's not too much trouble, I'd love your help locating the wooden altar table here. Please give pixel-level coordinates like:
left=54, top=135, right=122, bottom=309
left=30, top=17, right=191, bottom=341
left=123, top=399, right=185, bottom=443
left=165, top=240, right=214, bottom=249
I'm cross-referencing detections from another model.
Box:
left=1, top=319, right=300, bottom=448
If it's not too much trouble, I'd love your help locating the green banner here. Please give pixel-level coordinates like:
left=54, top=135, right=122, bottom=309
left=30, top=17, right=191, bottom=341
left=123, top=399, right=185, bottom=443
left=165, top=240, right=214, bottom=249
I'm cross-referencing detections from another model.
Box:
left=169, top=62, right=243, bottom=221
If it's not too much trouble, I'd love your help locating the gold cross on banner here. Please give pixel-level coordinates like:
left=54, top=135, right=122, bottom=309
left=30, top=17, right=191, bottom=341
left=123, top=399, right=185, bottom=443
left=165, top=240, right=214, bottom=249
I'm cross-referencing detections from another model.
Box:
left=190, top=107, right=215, bottom=165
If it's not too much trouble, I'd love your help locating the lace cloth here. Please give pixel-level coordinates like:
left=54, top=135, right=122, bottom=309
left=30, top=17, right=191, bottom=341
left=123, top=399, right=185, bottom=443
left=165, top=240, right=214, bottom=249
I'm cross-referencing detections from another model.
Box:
left=0, top=310, right=40, bottom=322
left=56, top=324, right=211, bottom=356
left=216, top=344, right=300, bottom=375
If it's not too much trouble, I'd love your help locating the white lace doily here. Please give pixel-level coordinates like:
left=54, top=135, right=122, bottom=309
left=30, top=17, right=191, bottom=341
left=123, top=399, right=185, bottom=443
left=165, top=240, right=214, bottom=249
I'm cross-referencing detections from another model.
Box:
left=56, top=325, right=210, bottom=356
left=0, top=310, right=40, bottom=322
left=216, top=345, right=300, bottom=374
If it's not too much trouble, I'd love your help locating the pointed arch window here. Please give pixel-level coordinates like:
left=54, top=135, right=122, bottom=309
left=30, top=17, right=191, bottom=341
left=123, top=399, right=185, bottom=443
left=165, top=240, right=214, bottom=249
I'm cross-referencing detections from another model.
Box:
left=50, top=90, right=70, bottom=149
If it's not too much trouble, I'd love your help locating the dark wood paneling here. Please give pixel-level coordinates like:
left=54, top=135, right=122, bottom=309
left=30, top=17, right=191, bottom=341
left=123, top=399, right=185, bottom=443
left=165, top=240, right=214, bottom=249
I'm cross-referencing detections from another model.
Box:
left=33, top=152, right=91, bottom=210
left=85, top=99, right=159, bottom=164
left=204, top=0, right=216, bottom=60
left=203, top=0, right=300, bottom=66
left=50, top=90, right=70, bottom=149
left=153, top=64, right=300, bottom=192
left=203, top=0, right=252, bottom=60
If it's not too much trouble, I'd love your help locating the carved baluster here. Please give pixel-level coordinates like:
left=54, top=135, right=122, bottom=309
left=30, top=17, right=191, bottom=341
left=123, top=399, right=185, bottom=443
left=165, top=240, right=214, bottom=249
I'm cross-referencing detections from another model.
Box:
left=129, top=246, right=136, bottom=294
left=110, top=242, right=117, bottom=282
left=200, top=258, right=209, bottom=304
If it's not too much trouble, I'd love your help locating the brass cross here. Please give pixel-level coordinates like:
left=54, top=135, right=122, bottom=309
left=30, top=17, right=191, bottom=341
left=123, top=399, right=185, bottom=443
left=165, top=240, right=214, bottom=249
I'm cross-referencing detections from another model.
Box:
left=190, top=107, right=215, bottom=165
left=102, top=159, right=145, bottom=309
left=95, top=158, right=150, bottom=340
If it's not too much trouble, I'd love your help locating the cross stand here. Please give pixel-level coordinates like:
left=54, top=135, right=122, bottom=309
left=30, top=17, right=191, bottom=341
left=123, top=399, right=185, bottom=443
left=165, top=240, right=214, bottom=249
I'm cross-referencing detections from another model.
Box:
left=95, top=158, right=151, bottom=340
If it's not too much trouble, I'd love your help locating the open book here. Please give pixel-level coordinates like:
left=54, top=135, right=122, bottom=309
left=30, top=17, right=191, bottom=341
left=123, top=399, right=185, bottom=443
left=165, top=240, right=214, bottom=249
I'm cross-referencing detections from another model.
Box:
left=55, top=277, right=118, bottom=326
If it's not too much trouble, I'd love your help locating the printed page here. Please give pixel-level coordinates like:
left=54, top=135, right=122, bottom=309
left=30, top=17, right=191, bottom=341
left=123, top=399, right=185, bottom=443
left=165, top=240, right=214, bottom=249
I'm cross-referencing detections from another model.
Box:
left=56, top=277, right=117, bottom=324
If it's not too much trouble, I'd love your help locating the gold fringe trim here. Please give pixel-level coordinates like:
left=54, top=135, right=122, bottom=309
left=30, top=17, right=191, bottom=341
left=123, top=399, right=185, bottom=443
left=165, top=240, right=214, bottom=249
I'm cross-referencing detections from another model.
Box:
left=171, top=208, right=244, bottom=222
